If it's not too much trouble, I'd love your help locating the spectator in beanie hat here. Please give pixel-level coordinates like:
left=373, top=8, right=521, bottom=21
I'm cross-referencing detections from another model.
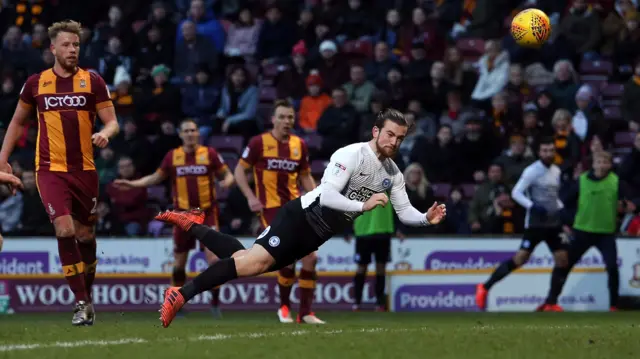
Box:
left=275, top=40, right=310, bottom=101
left=299, top=71, right=332, bottom=132
left=315, top=39, right=349, bottom=92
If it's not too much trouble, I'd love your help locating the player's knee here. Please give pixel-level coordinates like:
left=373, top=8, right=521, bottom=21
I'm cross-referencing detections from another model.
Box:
left=553, top=251, right=569, bottom=268
left=512, top=251, right=530, bottom=267
left=76, top=227, right=95, bottom=243
left=55, top=226, right=75, bottom=238
left=301, top=252, right=317, bottom=268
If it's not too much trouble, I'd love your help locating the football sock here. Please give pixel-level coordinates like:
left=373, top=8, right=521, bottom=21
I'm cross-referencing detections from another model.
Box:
left=188, top=224, right=245, bottom=258
left=172, top=267, right=187, bottom=287
left=180, top=258, right=237, bottom=301
left=607, top=267, right=620, bottom=307
left=77, top=239, right=97, bottom=300
left=484, top=259, right=517, bottom=290
left=298, top=269, right=316, bottom=317
left=545, top=266, right=569, bottom=305
left=211, top=287, right=220, bottom=307
left=57, top=236, right=88, bottom=302
left=354, top=272, right=366, bottom=305
left=375, top=274, right=386, bottom=306
left=277, top=267, right=295, bottom=307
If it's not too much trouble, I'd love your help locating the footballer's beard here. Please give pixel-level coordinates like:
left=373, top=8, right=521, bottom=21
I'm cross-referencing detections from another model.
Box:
left=375, top=138, right=397, bottom=159
left=56, top=55, right=78, bottom=72
left=541, top=156, right=554, bottom=167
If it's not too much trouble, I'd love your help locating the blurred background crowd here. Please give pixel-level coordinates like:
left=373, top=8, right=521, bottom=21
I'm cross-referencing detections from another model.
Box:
left=0, top=0, right=639, bottom=238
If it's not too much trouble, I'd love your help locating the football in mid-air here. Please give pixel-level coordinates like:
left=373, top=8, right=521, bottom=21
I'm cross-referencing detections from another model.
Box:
left=510, top=8, right=551, bottom=47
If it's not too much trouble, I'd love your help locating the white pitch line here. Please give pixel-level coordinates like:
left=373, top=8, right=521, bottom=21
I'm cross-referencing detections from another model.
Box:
left=0, top=324, right=631, bottom=353
left=0, top=338, right=147, bottom=352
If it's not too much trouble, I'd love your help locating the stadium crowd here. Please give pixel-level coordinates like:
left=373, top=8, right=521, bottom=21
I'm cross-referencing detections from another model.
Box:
left=0, top=0, right=639, bottom=238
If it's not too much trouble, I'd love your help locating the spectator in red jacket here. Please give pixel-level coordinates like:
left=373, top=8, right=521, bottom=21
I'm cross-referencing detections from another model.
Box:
left=107, top=157, right=150, bottom=236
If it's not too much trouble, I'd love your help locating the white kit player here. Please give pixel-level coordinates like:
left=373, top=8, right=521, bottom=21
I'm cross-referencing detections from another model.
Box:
left=154, top=108, right=448, bottom=327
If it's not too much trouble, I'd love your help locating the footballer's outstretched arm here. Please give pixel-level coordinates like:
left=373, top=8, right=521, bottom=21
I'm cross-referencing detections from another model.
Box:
left=113, top=170, right=167, bottom=189
left=389, top=172, right=432, bottom=226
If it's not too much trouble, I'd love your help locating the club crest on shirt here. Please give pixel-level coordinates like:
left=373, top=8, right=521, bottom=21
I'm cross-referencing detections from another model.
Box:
left=268, top=236, right=280, bottom=247
left=80, top=79, right=86, bottom=88
left=382, top=178, right=391, bottom=189
left=293, top=148, right=299, bottom=157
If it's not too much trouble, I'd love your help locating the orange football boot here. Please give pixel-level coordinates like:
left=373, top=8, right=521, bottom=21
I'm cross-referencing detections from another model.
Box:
left=475, top=284, right=488, bottom=310
left=542, top=304, right=564, bottom=312
left=155, top=208, right=205, bottom=231
left=159, top=287, right=186, bottom=328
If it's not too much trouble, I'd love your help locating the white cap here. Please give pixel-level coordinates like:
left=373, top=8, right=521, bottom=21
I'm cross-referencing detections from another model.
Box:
left=319, top=40, right=337, bottom=53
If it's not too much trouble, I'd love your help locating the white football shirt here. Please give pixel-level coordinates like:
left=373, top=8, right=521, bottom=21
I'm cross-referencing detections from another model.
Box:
left=300, top=143, right=429, bottom=238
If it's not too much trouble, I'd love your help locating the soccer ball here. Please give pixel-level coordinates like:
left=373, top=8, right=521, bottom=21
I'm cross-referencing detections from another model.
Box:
left=510, top=8, right=551, bottom=48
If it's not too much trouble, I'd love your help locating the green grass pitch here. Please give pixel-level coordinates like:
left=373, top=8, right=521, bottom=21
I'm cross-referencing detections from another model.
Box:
left=0, top=311, right=639, bottom=359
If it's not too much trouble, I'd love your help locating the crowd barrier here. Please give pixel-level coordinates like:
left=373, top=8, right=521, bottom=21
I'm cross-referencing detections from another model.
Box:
left=1, top=237, right=639, bottom=313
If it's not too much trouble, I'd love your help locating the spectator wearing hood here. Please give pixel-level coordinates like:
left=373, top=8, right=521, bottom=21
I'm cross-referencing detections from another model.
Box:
left=315, top=40, right=350, bottom=92
left=299, top=72, right=332, bottom=132
left=176, top=0, right=225, bottom=52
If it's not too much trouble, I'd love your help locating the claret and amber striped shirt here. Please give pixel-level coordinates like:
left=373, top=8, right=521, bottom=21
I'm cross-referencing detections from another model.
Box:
left=239, top=132, right=310, bottom=209
left=19, top=68, right=113, bottom=172
left=157, top=145, right=228, bottom=211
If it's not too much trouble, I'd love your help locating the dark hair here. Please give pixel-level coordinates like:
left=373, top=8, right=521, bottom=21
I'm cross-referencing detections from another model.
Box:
left=538, top=136, right=555, bottom=147
left=179, top=118, right=198, bottom=129
left=273, top=99, right=293, bottom=114
left=374, top=108, right=412, bottom=131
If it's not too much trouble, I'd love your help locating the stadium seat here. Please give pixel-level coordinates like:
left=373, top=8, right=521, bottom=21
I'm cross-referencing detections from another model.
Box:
left=208, top=135, right=244, bottom=154
left=431, top=183, right=451, bottom=200
left=461, top=183, right=476, bottom=198
left=580, top=60, right=613, bottom=75
left=147, top=186, right=167, bottom=202
left=579, top=75, right=607, bottom=90
left=303, top=133, right=322, bottom=151
left=614, top=131, right=636, bottom=147
left=456, top=38, right=484, bottom=62
left=259, top=86, right=277, bottom=102
left=262, top=62, right=279, bottom=78
left=601, top=83, right=625, bottom=98
left=603, top=107, right=622, bottom=121
left=311, top=160, right=328, bottom=177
